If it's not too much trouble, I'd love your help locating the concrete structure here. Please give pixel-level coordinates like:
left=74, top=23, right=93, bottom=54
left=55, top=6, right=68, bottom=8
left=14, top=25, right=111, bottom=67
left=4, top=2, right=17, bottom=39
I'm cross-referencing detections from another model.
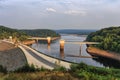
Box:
left=19, top=44, right=71, bottom=69
left=28, top=37, right=59, bottom=41
left=59, top=40, right=65, bottom=58
left=19, top=45, right=55, bottom=69
left=65, top=41, right=99, bottom=44
left=59, top=40, right=99, bottom=57
left=47, top=37, right=51, bottom=45
left=28, top=37, right=59, bottom=46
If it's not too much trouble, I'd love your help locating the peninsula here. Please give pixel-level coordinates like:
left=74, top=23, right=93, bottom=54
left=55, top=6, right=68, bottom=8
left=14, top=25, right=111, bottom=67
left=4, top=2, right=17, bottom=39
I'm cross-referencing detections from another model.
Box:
left=86, top=26, right=120, bottom=61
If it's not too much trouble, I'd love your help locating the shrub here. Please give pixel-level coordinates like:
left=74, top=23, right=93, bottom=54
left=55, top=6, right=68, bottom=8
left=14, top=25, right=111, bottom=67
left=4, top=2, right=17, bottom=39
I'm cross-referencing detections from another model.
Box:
left=15, top=64, right=39, bottom=72
left=39, top=66, right=48, bottom=71
left=53, top=66, right=66, bottom=72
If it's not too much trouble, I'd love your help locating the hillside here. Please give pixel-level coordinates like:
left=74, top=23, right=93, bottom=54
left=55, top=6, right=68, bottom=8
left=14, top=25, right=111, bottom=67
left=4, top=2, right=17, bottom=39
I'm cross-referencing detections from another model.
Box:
left=0, top=26, right=60, bottom=41
left=86, top=26, right=120, bottom=53
left=0, top=26, right=28, bottom=41
left=20, top=29, right=60, bottom=37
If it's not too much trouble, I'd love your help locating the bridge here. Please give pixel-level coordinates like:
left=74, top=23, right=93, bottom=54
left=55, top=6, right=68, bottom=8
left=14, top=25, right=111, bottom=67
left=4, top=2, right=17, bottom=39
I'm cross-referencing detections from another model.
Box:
left=59, top=40, right=99, bottom=58
left=28, top=37, right=60, bottom=41
left=28, top=37, right=49, bottom=40
left=28, top=37, right=60, bottom=45
left=65, top=41, right=99, bottom=44
left=22, top=37, right=100, bottom=65
left=27, top=37, right=99, bottom=58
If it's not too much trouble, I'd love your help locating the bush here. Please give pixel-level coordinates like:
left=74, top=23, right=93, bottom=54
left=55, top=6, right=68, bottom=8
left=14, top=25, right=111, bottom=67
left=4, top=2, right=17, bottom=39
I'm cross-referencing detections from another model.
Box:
left=15, top=64, right=39, bottom=72
left=39, top=66, right=48, bottom=72
left=69, top=63, right=120, bottom=80
left=53, top=66, right=66, bottom=72
left=70, top=62, right=88, bottom=72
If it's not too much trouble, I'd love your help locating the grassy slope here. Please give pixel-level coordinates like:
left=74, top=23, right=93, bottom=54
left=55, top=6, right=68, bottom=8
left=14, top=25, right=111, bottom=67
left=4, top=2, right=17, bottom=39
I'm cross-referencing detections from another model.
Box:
left=0, top=63, right=120, bottom=80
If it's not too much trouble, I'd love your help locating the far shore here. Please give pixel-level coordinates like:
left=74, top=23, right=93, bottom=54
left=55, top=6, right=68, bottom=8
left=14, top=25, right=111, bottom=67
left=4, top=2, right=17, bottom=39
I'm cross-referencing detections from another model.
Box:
left=87, top=47, right=120, bottom=61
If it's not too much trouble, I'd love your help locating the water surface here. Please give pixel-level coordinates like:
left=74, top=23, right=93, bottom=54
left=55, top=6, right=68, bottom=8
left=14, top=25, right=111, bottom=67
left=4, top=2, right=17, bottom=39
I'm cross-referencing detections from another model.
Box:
left=31, top=34, right=105, bottom=67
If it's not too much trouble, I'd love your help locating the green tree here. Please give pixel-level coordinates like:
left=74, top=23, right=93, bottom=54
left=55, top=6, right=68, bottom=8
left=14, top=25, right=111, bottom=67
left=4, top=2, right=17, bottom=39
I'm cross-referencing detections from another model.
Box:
left=86, top=26, right=120, bottom=53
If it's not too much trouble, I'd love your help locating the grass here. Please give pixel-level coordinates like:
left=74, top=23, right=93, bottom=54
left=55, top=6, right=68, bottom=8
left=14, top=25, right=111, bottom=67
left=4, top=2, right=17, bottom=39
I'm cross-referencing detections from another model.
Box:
left=70, top=62, right=120, bottom=80
left=0, top=72, right=77, bottom=80
left=0, top=63, right=120, bottom=80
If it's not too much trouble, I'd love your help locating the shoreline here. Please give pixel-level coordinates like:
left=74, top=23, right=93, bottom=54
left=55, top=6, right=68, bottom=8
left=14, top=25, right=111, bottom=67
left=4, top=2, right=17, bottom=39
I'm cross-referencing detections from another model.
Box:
left=87, top=47, right=120, bottom=61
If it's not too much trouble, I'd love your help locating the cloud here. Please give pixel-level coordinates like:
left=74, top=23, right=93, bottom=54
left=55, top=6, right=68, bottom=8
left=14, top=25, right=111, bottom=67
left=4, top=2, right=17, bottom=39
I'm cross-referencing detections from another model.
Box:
left=0, top=0, right=120, bottom=29
left=0, top=0, right=6, bottom=2
left=64, top=10, right=86, bottom=16
left=46, top=8, right=56, bottom=12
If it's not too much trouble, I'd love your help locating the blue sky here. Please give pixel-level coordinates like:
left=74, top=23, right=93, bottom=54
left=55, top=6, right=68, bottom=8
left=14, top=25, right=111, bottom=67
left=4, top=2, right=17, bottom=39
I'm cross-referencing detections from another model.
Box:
left=0, top=0, right=120, bottom=29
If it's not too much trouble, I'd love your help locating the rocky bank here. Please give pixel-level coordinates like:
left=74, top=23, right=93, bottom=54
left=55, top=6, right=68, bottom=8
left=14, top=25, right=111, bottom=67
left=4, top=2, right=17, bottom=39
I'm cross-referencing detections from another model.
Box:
left=0, top=41, right=27, bottom=71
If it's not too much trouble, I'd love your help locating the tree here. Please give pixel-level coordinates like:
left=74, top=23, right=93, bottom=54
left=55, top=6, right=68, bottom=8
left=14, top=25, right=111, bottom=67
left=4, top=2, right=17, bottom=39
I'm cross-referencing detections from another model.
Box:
left=86, top=26, right=120, bottom=53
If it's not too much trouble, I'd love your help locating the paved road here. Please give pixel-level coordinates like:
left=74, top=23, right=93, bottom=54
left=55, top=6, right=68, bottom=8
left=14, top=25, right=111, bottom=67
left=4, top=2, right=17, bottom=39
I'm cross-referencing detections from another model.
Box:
left=19, top=45, right=57, bottom=69
left=22, top=46, right=57, bottom=68
left=19, top=44, right=71, bottom=69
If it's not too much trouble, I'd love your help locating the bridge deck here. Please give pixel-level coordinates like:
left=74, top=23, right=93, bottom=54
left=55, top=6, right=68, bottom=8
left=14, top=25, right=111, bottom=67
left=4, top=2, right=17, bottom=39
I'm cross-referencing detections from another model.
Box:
left=65, top=41, right=99, bottom=44
left=28, top=37, right=59, bottom=40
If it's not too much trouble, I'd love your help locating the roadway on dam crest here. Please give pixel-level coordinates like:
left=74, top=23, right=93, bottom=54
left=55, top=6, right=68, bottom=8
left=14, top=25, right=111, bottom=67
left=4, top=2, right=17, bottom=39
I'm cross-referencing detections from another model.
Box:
left=19, top=44, right=71, bottom=69
left=19, top=45, right=55, bottom=69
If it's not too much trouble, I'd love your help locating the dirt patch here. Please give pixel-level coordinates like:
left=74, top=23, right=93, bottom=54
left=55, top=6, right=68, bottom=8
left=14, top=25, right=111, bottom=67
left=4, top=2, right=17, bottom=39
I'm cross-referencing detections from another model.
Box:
left=87, top=47, right=120, bottom=61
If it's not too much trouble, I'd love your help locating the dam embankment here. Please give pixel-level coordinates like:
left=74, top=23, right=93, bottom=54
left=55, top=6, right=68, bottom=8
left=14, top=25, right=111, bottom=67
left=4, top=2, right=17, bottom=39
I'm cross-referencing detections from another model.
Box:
left=0, top=41, right=27, bottom=71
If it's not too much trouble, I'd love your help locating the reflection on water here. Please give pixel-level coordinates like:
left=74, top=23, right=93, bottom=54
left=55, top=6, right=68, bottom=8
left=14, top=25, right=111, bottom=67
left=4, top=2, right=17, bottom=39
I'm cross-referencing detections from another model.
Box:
left=32, top=34, right=119, bottom=68
left=47, top=45, right=51, bottom=50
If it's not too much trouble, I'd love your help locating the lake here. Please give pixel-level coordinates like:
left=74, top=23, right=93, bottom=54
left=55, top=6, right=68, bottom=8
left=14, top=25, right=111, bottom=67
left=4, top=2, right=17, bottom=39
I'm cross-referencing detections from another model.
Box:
left=31, top=34, right=105, bottom=67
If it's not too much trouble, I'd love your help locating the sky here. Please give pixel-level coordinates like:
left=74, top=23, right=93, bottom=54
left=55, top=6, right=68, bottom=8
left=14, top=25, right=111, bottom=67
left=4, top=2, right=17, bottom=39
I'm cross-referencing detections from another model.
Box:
left=0, top=0, right=120, bottom=30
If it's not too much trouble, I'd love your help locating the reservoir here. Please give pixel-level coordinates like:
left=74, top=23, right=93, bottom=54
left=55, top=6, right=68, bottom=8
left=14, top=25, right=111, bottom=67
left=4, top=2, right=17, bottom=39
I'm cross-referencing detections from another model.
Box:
left=31, top=34, right=105, bottom=67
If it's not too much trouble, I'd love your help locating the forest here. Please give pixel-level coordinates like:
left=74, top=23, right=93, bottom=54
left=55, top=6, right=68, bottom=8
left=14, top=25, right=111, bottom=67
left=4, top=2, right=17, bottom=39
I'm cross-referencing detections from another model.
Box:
left=0, top=26, right=60, bottom=41
left=0, top=26, right=28, bottom=41
left=86, top=26, right=120, bottom=53
left=20, top=29, right=60, bottom=37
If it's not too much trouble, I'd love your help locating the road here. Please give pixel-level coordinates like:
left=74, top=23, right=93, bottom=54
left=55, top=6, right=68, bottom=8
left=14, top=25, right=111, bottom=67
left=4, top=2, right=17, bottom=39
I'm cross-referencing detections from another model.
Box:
left=19, top=44, right=71, bottom=69
left=19, top=45, right=57, bottom=69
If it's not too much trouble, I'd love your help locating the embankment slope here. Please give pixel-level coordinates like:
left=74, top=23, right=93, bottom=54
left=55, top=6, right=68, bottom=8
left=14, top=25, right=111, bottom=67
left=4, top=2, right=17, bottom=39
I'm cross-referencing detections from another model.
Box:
left=87, top=47, right=120, bottom=61
left=0, top=41, right=27, bottom=71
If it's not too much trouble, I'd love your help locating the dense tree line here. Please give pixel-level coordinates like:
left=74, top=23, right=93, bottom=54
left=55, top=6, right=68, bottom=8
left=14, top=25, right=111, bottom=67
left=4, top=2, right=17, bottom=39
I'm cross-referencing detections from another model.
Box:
left=86, top=26, right=120, bottom=53
left=20, top=29, right=60, bottom=37
left=0, top=26, right=60, bottom=41
left=0, top=26, right=28, bottom=41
